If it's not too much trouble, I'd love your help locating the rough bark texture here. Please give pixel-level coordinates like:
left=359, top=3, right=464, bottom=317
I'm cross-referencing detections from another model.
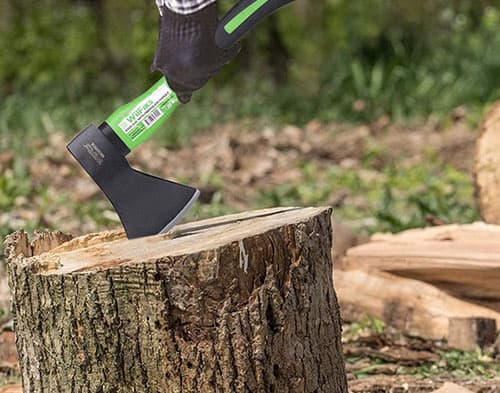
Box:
left=5, top=207, right=347, bottom=393
left=475, top=101, right=500, bottom=224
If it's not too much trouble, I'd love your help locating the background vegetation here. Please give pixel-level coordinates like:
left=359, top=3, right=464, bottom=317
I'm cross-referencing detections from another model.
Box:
left=1, top=0, right=500, bottom=148
left=0, top=0, right=499, bottom=241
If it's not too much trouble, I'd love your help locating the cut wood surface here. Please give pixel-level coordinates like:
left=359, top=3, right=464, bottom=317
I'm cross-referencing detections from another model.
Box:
left=447, top=317, right=497, bottom=351
left=6, top=207, right=348, bottom=393
left=475, top=101, right=500, bottom=224
left=334, top=269, right=500, bottom=340
left=344, top=223, right=500, bottom=303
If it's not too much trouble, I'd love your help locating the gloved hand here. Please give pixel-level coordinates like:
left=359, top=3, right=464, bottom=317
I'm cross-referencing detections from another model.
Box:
left=151, top=3, right=241, bottom=104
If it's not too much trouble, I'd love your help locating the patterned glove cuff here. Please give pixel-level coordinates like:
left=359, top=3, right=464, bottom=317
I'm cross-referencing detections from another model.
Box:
left=156, top=0, right=216, bottom=15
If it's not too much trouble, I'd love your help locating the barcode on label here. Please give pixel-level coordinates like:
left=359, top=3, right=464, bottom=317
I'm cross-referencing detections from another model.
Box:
left=144, top=109, right=163, bottom=127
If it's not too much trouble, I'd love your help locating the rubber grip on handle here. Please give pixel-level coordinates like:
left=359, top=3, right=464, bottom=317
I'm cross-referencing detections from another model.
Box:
left=216, top=0, right=293, bottom=49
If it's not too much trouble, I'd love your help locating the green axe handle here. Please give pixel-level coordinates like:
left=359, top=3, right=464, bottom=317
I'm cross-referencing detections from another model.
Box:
left=103, top=0, right=294, bottom=153
left=216, top=0, right=294, bottom=49
left=105, top=78, right=179, bottom=151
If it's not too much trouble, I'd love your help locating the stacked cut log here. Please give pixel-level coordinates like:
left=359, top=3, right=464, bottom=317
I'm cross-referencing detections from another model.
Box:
left=334, top=222, right=500, bottom=348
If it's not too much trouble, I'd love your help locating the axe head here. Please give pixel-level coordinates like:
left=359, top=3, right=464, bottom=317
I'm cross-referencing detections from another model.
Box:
left=67, top=124, right=199, bottom=239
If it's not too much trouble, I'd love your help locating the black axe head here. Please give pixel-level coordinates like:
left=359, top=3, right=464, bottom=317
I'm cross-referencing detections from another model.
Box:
left=67, top=124, right=199, bottom=239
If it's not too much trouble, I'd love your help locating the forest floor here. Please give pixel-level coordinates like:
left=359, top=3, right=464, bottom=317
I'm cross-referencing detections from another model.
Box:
left=1, top=116, right=499, bottom=390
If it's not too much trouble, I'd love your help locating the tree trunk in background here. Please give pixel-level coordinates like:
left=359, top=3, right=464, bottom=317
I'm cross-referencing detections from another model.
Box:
left=267, top=15, right=290, bottom=84
left=86, top=0, right=111, bottom=61
left=475, top=101, right=500, bottom=225
left=6, top=207, right=347, bottom=393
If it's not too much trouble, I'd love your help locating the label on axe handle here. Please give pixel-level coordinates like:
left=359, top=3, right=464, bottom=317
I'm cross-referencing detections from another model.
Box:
left=106, top=78, right=180, bottom=150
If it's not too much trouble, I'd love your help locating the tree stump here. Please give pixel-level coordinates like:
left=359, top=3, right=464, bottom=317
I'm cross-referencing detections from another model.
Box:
left=5, top=207, right=347, bottom=393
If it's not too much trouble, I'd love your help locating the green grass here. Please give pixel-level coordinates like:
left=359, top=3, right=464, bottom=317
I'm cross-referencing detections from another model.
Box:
left=344, top=316, right=387, bottom=339
left=2, top=2, right=500, bottom=154
left=346, top=348, right=500, bottom=380
left=403, top=349, right=500, bottom=379
left=0, top=160, right=40, bottom=244
left=257, top=157, right=479, bottom=234
left=3, top=2, right=500, bottom=152
left=373, top=163, right=479, bottom=232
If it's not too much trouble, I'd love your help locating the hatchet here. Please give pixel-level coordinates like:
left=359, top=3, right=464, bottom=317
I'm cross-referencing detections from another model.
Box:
left=68, top=0, right=294, bottom=239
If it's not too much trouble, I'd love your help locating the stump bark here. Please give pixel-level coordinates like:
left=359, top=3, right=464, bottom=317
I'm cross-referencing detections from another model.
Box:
left=5, top=207, right=347, bottom=393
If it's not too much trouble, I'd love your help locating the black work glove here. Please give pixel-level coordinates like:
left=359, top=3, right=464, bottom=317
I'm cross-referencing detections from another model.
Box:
left=151, top=3, right=241, bottom=104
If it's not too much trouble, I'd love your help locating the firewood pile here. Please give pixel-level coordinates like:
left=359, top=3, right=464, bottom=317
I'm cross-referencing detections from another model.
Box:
left=335, top=103, right=500, bottom=354
left=335, top=222, right=500, bottom=351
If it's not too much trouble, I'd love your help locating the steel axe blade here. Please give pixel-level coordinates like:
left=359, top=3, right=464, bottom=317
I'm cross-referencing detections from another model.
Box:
left=67, top=124, right=199, bottom=239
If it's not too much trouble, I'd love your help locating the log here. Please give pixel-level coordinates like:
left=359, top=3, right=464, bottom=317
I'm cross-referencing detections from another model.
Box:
left=5, top=207, right=348, bottom=393
left=343, top=223, right=500, bottom=306
left=475, top=101, right=500, bottom=224
left=447, top=317, right=497, bottom=352
left=334, top=269, right=500, bottom=340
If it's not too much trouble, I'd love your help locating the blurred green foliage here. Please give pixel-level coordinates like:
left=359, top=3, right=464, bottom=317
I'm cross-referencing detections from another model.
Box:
left=257, top=158, right=479, bottom=233
left=1, top=0, right=500, bottom=147
left=0, top=159, right=40, bottom=243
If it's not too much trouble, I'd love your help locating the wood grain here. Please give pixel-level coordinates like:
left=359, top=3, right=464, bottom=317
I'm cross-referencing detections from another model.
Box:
left=344, top=223, right=500, bottom=303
